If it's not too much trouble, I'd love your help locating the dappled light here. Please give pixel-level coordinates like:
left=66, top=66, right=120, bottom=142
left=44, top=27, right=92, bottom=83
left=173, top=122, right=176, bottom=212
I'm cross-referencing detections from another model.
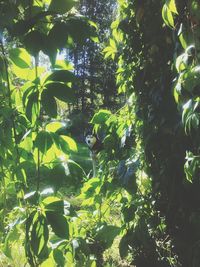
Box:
left=0, top=0, right=199, bottom=267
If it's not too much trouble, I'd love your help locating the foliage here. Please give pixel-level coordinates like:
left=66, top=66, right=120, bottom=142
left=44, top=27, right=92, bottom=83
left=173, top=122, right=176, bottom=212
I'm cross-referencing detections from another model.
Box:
left=92, top=0, right=200, bottom=266
left=67, top=0, right=119, bottom=121
left=2, top=0, right=200, bottom=267
left=0, top=0, right=100, bottom=266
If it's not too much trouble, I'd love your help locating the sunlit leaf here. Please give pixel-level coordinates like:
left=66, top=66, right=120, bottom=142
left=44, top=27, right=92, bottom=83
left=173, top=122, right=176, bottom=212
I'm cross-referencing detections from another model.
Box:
left=60, top=135, right=77, bottom=152
left=166, top=0, right=178, bottom=14
left=46, top=121, right=63, bottom=133
left=26, top=91, right=40, bottom=124
left=9, top=48, right=32, bottom=68
left=162, top=4, right=175, bottom=28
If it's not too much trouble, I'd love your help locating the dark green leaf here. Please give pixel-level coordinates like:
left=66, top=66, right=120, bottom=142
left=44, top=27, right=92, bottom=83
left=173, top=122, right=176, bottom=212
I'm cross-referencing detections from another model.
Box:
left=122, top=204, right=137, bottom=222
left=95, top=224, right=120, bottom=249
left=119, top=233, right=130, bottom=259
left=24, top=31, right=45, bottom=56
left=45, top=70, right=76, bottom=84
left=48, top=22, right=68, bottom=49
left=30, top=215, right=49, bottom=256
left=0, top=55, right=6, bottom=81
left=53, top=249, right=65, bottom=266
left=42, top=196, right=64, bottom=214
left=25, top=91, right=40, bottom=124
left=47, top=164, right=67, bottom=191
left=12, top=20, right=32, bottom=36
left=66, top=17, right=97, bottom=45
left=91, top=109, right=111, bottom=124
left=45, top=82, right=75, bottom=103
left=48, top=0, right=76, bottom=14
left=34, top=131, right=53, bottom=154
left=46, top=211, right=69, bottom=239
left=41, top=90, right=57, bottom=118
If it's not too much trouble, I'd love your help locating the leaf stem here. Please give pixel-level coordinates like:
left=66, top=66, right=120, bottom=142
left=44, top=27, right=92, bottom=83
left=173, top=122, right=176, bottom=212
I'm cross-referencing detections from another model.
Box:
left=35, top=56, right=41, bottom=192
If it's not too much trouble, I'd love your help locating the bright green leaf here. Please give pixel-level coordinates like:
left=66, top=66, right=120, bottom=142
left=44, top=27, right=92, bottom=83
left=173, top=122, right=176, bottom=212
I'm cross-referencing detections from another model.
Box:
left=167, top=0, right=178, bottom=14
left=162, top=4, right=175, bottom=28
left=46, top=121, right=63, bottom=133
left=60, top=135, right=77, bottom=152
left=9, top=48, right=31, bottom=68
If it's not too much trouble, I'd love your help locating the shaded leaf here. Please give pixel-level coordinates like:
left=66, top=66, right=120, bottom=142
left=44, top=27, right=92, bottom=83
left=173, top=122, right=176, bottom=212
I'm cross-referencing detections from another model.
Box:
left=24, top=31, right=45, bottom=56
left=45, top=82, right=75, bottom=103
left=46, top=211, right=69, bottom=239
left=43, top=196, right=64, bottom=213
left=45, top=70, right=76, bottom=84
left=41, top=90, right=57, bottom=118
left=91, top=109, right=111, bottom=124
left=34, top=131, right=53, bottom=154
left=48, top=0, right=76, bottom=14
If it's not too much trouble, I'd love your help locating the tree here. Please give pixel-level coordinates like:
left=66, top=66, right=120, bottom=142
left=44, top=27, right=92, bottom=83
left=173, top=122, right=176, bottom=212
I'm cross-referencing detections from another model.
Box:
left=68, top=0, right=118, bottom=116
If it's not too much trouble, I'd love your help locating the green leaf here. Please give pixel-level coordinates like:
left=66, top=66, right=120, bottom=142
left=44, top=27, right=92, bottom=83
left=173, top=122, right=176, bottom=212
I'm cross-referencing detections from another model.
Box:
left=119, top=232, right=130, bottom=259
left=166, top=0, right=178, bottom=14
left=0, top=55, right=6, bottom=81
left=24, top=191, right=40, bottom=204
left=45, top=82, right=75, bottom=103
left=41, top=90, right=57, bottom=118
left=66, top=17, right=98, bottom=45
left=48, top=164, right=67, bottom=191
left=91, top=109, right=111, bottom=124
left=46, top=212, right=69, bottom=239
left=42, top=196, right=64, bottom=213
left=48, top=22, right=68, bottom=49
left=48, top=0, right=76, bottom=14
left=66, top=159, right=86, bottom=182
left=46, top=121, right=63, bottom=133
left=30, top=215, right=49, bottom=256
left=122, top=204, right=136, bottom=222
left=175, top=54, right=188, bottom=72
left=26, top=91, right=40, bottom=124
left=60, top=135, right=77, bottom=152
left=9, top=48, right=31, bottom=68
left=162, top=4, right=175, bottom=28
left=45, top=70, right=76, bottom=84
left=3, top=226, right=21, bottom=259
left=24, top=31, right=45, bottom=56
left=34, top=131, right=53, bottom=154
left=53, top=249, right=65, bottom=266
left=95, top=224, right=120, bottom=249
left=54, top=135, right=72, bottom=154
left=12, top=65, right=35, bottom=80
